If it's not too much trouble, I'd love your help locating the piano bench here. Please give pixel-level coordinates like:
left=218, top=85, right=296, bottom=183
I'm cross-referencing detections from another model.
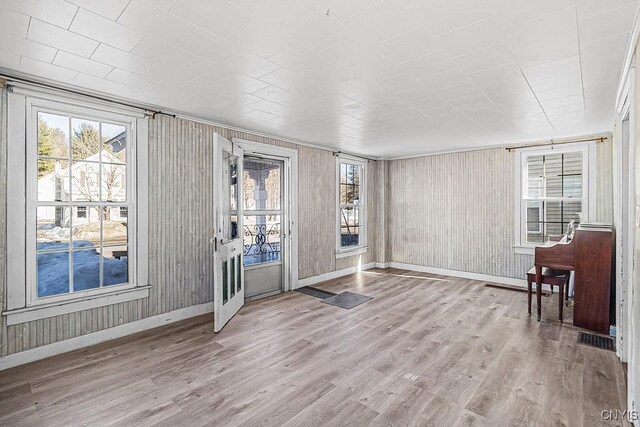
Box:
left=526, top=267, right=570, bottom=322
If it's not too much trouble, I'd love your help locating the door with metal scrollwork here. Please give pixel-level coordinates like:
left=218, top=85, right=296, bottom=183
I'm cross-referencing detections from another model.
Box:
left=242, top=156, right=284, bottom=299
left=213, top=134, right=244, bottom=333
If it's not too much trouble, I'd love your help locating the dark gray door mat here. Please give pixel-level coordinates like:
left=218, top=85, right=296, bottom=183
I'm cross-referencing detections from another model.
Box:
left=322, top=291, right=373, bottom=309
left=295, top=286, right=337, bottom=299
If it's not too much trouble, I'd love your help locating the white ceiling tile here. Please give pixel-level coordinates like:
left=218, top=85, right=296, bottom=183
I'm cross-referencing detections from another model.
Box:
left=0, top=0, right=77, bottom=28
left=91, top=44, right=152, bottom=74
left=144, top=0, right=181, bottom=11
left=19, top=56, right=78, bottom=82
left=419, top=67, right=472, bottom=91
left=448, top=91, right=495, bottom=110
left=172, top=0, right=253, bottom=38
left=399, top=50, right=457, bottom=79
left=432, top=18, right=506, bottom=57
left=105, top=67, right=161, bottom=89
left=0, top=49, right=21, bottom=69
left=279, top=9, right=351, bottom=52
left=393, top=86, right=436, bottom=104
left=345, top=0, right=423, bottom=45
left=577, top=0, right=638, bottom=19
left=222, top=73, right=271, bottom=94
left=0, top=6, right=30, bottom=37
left=488, top=0, right=576, bottom=29
left=28, top=19, right=99, bottom=58
left=434, top=82, right=482, bottom=99
left=70, top=9, right=144, bottom=52
left=578, top=2, right=638, bottom=44
left=226, top=19, right=294, bottom=58
left=375, top=73, right=422, bottom=93
left=183, top=57, right=234, bottom=83
left=468, top=62, right=523, bottom=85
left=232, top=0, right=317, bottom=28
left=528, top=71, right=583, bottom=92
left=535, top=84, right=584, bottom=101
left=177, top=29, right=236, bottom=63
left=348, top=58, right=399, bottom=84
left=247, top=98, right=283, bottom=114
left=65, top=0, right=130, bottom=20
left=258, top=67, right=304, bottom=91
left=244, top=109, right=277, bottom=122
left=310, top=0, right=382, bottom=20
left=453, top=43, right=515, bottom=74
left=505, top=6, right=577, bottom=51
left=522, top=56, right=581, bottom=82
left=418, top=0, right=493, bottom=37
left=374, top=26, right=439, bottom=65
left=131, top=37, right=195, bottom=69
left=223, top=51, right=280, bottom=79
left=251, top=85, right=293, bottom=104
left=318, top=36, right=381, bottom=69
left=117, top=0, right=195, bottom=45
left=512, top=34, right=579, bottom=69
left=74, top=72, right=126, bottom=94
left=0, top=31, right=57, bottom=63
left=409, top=97, right=450, bottom=113
left=53, top=51, right=113, bottom=77
left=268, top=44, right=329, bottom=73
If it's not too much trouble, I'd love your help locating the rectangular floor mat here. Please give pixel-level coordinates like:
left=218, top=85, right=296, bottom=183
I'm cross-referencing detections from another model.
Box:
left=295, top=286, right=337, bottom=299
left=322, top=291, right=372, bottom=309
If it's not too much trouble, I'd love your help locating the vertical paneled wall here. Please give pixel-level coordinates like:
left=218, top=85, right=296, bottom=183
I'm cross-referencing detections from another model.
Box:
left=387, top=140, right=614, bottom=279
left=0, top=114, right=378, bottom=357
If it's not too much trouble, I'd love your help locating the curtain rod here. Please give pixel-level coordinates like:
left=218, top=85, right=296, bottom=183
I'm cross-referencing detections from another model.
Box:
left=332, top=150, right=377, bottom=162
left=505, top=136, right=607, bottom=152
left=0, top=72, right=175, bottom=119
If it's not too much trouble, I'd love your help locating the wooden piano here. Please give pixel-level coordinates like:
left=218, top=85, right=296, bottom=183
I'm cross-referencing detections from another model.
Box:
left=534, top=223, right=613, bottom=334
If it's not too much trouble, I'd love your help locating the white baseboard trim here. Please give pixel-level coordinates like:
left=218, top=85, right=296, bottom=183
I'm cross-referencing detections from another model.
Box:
left=0, top=301, right=214, bottom=371
left=387, top=262, right=528, bottom=288
left=297, top=262, right=377, bottom=288
left=375, top=262, right=389, bottom=268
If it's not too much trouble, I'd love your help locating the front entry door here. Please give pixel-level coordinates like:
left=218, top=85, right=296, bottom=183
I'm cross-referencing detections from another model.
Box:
left=213, top=134, right=244, bottom=333
left=243, top=156, right=284, bottom=299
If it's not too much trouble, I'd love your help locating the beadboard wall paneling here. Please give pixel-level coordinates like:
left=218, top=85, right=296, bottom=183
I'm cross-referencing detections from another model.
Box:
left=0, top=114, right=378, bottom=357
left=387, top=139, right=613, bottom=280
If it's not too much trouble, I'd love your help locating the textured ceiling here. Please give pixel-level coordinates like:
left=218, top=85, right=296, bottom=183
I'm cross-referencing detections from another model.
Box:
left=0, top=0, right=637, bottom=158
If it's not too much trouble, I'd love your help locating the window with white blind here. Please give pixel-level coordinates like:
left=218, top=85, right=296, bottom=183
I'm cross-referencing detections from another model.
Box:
left=336, top=155, right=367, bottom=256
left=515, top=142, right=595, bottom=249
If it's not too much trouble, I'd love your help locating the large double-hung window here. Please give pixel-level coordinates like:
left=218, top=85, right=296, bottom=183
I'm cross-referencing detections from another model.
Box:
left=32, top=108, right=132, bottom=300
left=5, top=90, right=149, bottom=325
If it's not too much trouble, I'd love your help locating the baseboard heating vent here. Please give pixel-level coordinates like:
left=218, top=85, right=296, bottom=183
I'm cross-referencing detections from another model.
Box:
left=578, top=332, right=615, bottom=351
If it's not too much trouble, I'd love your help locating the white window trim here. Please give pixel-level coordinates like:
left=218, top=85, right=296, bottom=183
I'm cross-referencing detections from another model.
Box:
left=336, top=154, right=367, bottom=257
left=3, top=86, right=149, bottom=324
left=513, top=141, right=597, bottom=255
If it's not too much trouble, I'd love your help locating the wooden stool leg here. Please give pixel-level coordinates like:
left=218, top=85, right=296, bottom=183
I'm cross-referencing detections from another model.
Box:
left=535, top=266, right=543, bottom=321
left=559, top=283, right=564, bottom=322
left=527, top=277, right=532, bottom=316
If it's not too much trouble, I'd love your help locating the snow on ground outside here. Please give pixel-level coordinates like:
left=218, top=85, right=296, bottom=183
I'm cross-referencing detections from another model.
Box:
left=37, top=241, right=128, bottom=297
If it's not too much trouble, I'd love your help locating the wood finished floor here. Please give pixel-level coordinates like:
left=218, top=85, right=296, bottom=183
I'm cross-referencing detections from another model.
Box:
left=0, top=268, right=629, bottom=426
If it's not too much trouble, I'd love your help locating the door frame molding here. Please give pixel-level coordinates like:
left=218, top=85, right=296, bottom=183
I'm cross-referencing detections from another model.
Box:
left=233, top=138, right=299, bottom=291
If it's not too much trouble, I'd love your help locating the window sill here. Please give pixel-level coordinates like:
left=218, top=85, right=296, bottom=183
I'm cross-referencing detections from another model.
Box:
left=336, top=246, right=368, bottom=259
left=2, top=286, right=150, bottom=326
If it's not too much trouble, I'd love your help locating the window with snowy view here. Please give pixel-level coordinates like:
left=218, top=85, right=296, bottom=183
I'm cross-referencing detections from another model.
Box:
left=35, top=111, right=130, bottom=298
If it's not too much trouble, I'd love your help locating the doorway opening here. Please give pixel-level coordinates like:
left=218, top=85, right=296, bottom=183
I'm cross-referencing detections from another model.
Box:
left=234, top=139, right=299, bottom=300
